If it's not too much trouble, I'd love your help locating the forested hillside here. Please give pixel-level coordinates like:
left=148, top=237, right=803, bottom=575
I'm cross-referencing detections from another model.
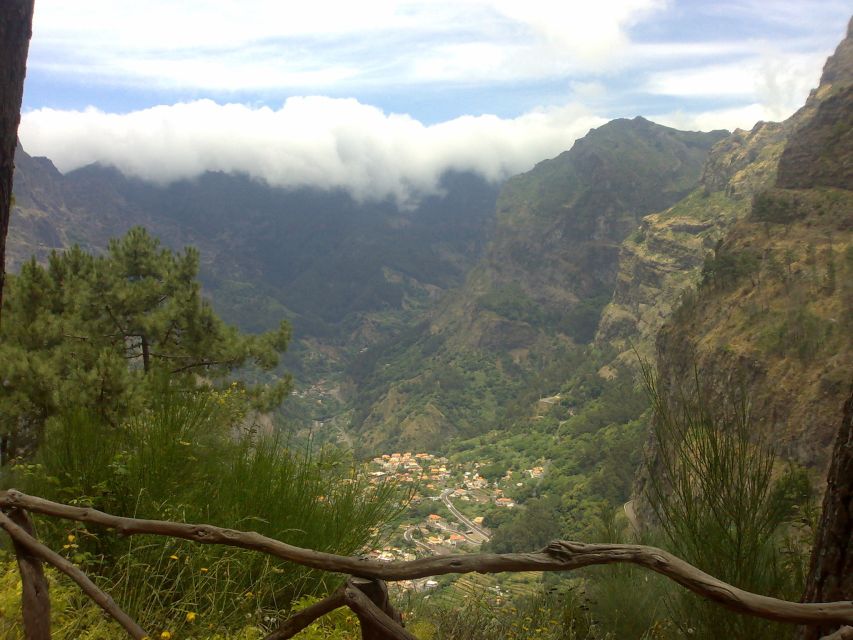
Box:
left=347, top=118, right=726, bottom=451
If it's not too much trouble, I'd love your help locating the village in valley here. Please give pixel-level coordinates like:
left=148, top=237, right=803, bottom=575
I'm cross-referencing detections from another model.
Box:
left=363, top=451, right=546, bottom=593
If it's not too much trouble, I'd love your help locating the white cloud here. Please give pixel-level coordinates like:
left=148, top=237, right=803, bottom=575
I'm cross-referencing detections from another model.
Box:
left=492, top=0, right=667, bottom=59
left=653, top=103, right=787, bottom=133
left=19, top=98, right=606, bottom=205
left=644, top=49, right=825, bottom=122
left=29, top=0, right=668, bottom=91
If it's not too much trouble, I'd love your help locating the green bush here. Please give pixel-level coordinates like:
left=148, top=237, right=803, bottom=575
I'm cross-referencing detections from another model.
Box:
left=6, top=385, right=405, bottom=636
left=641, top=364, right=809, bottom=640
left=700, top=246, right=759, bottom=290
left=407, top=587, right=593, bottom=640
left=759, top=307, right=833, bottom=361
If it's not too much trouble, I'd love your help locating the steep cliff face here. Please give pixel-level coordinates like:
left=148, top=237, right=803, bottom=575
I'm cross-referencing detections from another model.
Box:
left=597, top=21, right=853, bottom=371
left=484, top=117, right=726, bottom=323
left=595, top=120, right=788, bottom=363
left=350, top=119, right=726, bottom=452
left=651, top=25, right=853, bottom=475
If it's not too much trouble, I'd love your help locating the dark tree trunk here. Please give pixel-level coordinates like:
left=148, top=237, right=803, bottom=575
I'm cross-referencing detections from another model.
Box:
left=0, top=0, right=36, bottom=325
left=141, top=334, right=151, bottom=373
left=9, top=508, right=51, bottom=640
left=801, top=384, right=853, bottom=640
left=349, top=578, right=405, bottom=640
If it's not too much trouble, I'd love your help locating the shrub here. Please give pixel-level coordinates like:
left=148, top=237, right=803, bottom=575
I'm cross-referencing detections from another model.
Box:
left=6, top=385, right=406, bottom=635
left=641, top=363, right=809, bottom=640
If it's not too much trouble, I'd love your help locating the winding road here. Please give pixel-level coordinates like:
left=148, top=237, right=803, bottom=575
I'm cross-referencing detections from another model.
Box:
left=440, top=489, right=490, bottom=541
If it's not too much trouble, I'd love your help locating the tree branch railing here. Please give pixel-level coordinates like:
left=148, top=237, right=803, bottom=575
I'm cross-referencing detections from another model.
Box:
left=1, top=489, right=851, bottom=640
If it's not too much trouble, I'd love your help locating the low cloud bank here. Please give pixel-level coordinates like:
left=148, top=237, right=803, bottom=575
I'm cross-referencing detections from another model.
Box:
left=20, top=98, right=606, bottom=204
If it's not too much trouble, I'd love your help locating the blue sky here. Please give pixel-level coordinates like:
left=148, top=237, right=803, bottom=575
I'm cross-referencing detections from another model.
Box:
left=18, top=0, right=852, bottom=203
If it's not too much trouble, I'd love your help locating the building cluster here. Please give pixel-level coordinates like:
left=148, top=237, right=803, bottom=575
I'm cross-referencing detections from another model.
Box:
left=362, top=450, right=548, bottom=585
left=368, top=451, right=451, bottom=484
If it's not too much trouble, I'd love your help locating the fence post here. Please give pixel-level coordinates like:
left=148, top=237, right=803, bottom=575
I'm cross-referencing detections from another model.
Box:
left=8, top=508, right=51, bottom=639
left=350, top=577, right=404, bottom=640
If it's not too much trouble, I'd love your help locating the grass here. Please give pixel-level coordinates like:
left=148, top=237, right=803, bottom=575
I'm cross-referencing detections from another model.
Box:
left=1, top=384, right=407, bottom=637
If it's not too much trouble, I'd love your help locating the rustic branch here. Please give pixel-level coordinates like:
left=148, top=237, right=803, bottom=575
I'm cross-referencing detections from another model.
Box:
left=0, top=509, right=149, bottom=639
left=343, top=579, right=417, bottom=640
left=2, top=488, right=853, bottom=629
left=820, top=627, right=853, bottom=640
left=263, top=585, right=346, bottom=640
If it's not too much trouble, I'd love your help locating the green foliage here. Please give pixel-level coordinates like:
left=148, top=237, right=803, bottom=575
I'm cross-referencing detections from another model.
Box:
left=751, top=190, right=801, bottom=223
left=559, top=295, right=611, bottom=344
left=700, top=243, right=759, bottom=290
left=476, top=286, right=610, bottom=344
left=477, top=285, right=544, bottom=325
left=0, top=555, right=273, bottom=639
left=408, top=587, right=593, bottom=640
left=0, top=228, right=291, bottom=457
left=581, top=508, right=674, bottom=639
left=759, top=307, right=834, bottom=361
left=485, top=495, right=563, bottom=553
left=642, top=363, right=809, bottom=640
left=6, top=385, right=406, bottom=636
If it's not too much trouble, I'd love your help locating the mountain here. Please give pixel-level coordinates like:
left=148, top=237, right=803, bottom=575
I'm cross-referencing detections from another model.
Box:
left=8, top=151, right=500, bottom=426
left=347, top=118, right=727, bottom=452
left=597, top=19, right=853, bottom=375
left=648, top=22, right=853, bottom=475
left=11, top=155, right=499, bottom=332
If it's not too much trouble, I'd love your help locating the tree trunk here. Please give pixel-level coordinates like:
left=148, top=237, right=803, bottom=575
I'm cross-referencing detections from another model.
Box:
left=141, top=334, right=151, bottom=373
left=801, top=384, right=853, bottom=639
left=9, top=508, right=51, bottom=640
left=0, top=0, right=36, bottom=325
left=348, top=578, right=405, bottom=640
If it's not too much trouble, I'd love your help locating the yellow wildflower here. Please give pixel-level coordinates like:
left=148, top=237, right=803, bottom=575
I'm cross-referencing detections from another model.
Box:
left=160, top=632, right=172, bottom=640
left=168, top=555, right=179, bottom=561
left=186, top=611, right=197, bottom=622
left=67, top=534, right=76, bottom=543
left=199, top=567, right=209, bottom=573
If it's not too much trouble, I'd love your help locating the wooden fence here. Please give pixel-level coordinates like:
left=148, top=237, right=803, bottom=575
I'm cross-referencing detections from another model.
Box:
left=1, top=488, right=851, bottom=640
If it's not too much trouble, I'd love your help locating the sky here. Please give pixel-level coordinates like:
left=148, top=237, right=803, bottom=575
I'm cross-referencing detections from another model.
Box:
left=17, top=0, right=852, bottom=204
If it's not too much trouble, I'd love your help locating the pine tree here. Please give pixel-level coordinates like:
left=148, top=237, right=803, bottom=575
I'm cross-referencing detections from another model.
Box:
left=0, top=227, right=291, bottom=460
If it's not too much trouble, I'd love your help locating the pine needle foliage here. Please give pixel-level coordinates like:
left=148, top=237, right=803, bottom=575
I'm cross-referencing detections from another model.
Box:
left=641, top=361, right=809, bottom=639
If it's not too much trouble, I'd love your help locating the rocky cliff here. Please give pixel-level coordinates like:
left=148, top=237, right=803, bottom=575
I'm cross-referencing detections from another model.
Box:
left=595, top=120, right=788, bottom=365
left=650, top=23, right=853, bottom=475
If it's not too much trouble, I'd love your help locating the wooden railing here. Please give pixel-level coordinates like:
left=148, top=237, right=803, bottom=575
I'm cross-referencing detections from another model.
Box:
left=1, top=489, right=851, bottom=640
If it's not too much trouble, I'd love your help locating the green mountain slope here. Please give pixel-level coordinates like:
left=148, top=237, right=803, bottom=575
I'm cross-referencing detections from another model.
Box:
left=348, top=119, right=727, bottom=452
left=597, top=19, right=853, bottom=374
left=7, top=156, right=500, bottom=428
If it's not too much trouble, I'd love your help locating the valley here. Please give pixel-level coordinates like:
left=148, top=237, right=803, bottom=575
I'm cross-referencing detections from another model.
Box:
left=1, top=9, right=851, bottom=640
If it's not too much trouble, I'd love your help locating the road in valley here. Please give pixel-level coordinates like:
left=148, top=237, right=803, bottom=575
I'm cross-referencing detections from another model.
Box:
left=403, top=525, right=434, bottom=553
left=440, top=489, right=491, bottom=541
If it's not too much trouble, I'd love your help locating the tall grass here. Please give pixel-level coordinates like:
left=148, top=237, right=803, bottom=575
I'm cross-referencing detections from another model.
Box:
left=5, top=384, right=406, bottom=636
left=404, top=586, right=594, bottom=640
left=641, top=362, right=810, bottom=640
